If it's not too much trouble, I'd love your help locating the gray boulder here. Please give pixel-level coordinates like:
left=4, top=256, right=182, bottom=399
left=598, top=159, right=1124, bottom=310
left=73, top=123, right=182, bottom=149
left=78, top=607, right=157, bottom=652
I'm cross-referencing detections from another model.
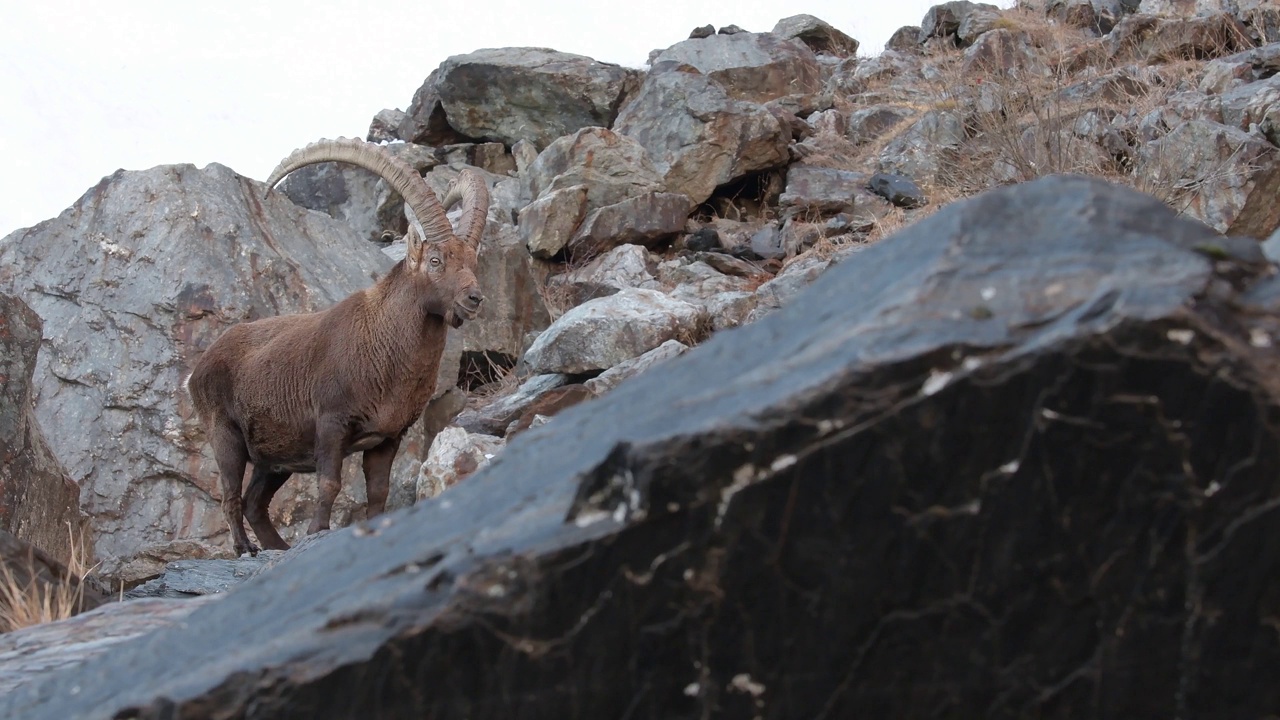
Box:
left=568, top=192, right=695, bottom=258
left=522, top=128, right=665, bottom=214
left=652, top=32, right=823, bottom=107
left=519, top=185, right=589, bottom=259
left=0, top=163, right=434, bottom=579
left=771, top=14, right=860, bottom=57
left=416, top=428, right=504, bottom=501
left=583, top=340, right=690, bottom=395
left=523, top=288, right=707, bottom=374
left=461, top=221, right=551, bottom=362
left=430, top=48, right=641, bottom=148
left=615, top=66, right=790, bottom=204
left=366, top=108, right=406, bottom=143
left=921, top=1, right=1004, bottom=45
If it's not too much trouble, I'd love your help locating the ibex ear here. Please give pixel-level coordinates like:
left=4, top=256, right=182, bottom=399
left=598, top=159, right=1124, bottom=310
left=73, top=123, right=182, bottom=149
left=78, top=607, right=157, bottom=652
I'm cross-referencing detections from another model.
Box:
left=404, top=205, right=428, bottom=269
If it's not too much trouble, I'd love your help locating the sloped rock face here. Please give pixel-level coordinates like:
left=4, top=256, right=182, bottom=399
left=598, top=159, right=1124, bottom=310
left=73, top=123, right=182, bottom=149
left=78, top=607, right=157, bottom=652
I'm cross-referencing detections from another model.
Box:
left=7, top=177, right=1280, bottom=718
left=651, top=32, right=824, bottom=106
left=614, top=65, right=790, bottom=204
left=431, top=48, right=640, bottom=148
left=0, top=295, right=85, bottom=566
left=0, top=164, right=433, bottom=579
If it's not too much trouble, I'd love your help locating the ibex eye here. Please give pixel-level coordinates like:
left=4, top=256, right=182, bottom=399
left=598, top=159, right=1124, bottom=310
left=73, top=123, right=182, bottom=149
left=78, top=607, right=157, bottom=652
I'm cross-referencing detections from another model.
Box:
left=430, top=257, right=442, bottom=266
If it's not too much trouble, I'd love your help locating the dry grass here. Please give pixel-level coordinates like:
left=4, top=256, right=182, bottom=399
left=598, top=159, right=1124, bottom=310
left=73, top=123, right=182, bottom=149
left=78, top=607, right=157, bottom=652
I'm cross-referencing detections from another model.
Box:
left=0, top=524, right=99, bottom=633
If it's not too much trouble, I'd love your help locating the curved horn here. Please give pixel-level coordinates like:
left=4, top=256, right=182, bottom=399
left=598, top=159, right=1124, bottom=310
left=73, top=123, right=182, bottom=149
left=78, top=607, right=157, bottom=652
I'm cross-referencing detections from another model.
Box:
left=440, top=169, right=490, bottom=249
left=264, top=138, right=454, bottom=245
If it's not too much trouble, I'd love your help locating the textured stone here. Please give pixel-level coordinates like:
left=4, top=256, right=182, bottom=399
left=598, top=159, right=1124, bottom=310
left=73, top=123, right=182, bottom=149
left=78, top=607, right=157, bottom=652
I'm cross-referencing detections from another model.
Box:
left=366, top=108, right=406, bottom=143
left=584, top=340, right=690, bottom=395
left=408, top=48, right=640, bottom=148
left=519, top=185, right=588, bottom=259
left=779, top=166, right=867, bottom=215
left=869, top=172, right=928, bottom=208
left=8, top=177, right=1280, bottom=719
left=1138, top=118, right=1280, bottom=238
left=554, top=244, right=659, bottom=295
left=771, top=15, right=860, bottom=57
left=460, top=221, right=551, bottom=361
left=615, top=66, right=790, bottom=204
left=886, top=25, right=924, bottom=51
left=455, top=374, right=570, bottom=437
left=523, top=289, right=707, bottom=374
left=0, top=295, right=85, bottom=567
left=522, top=128, right=665, bottom=214
left=568, top=192, right=695, bottom=258
left=416, top=428, right=504, bottom=501
left=921, top=1, right=1004, bottom=45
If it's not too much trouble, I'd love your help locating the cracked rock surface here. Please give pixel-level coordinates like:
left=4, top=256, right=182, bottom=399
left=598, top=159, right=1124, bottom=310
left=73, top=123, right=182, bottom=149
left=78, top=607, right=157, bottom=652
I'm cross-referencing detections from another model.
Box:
left=5, top=176, right=1280, bottom=718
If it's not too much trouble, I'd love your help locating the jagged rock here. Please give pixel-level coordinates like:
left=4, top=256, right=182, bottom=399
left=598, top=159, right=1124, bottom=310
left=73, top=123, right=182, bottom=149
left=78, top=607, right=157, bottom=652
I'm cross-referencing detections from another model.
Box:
left=869, top=173, right=928, bottom=208
left=522, top=289, right=707, bottom=374
left=846, top=105, right=917, bottom=145
left=689, top=24, right=715, bottom=39
left=460, top=221, right=551, bottom=362
left=719, top=24, right=748, bottom=34
left=963, top=28, right=1051, bottom=75
left=554, top=244, right=659, bottom=296
left=778, top=166, right=880, bottom=219
left=693, top=252, right=768, bottom=278
left=123, top=554, right=279, bottom=599
left=523, top=128, right=665, bottom=214
left=886, top=25, right=925, bottom=51
left=1198, top=42, right=1280, bottom=94
left=1216, top=75, right=1280, bottom=139
left=416, top=428, right=504, bottom=501
left=11, top=176, right=1279, bottom=719
left=569, top=192, right=696, bottom=258
left=771, top=14, right=860, bottom=57
left=667, top=263, right=758, bottom=303
left=456, top=374, right=570, bottom=436
left=505, top=385, right=594, bottom=436
left=704, top=290, right=761, bottom=330
left=922, top=1, right=1004, bottom=46
left=1108, top=12, right=1254, bottom=62
left=614, top=66, right=790, bottom=205
left=584, top=340, right=690, bottom=395
left=410, top=48, right=640, bottom=149
left=780, top=219, right=825, bottom=256
left=651, top=31, right=823, bottom=107
left=878, top=110, right=966, bottom=181
left=396, top=70, right=469, bottom=147
left=1138, top=118, right=1280, bottom=237
left=0, top=296, right=86, bottom=567
left=366, top=109, right=406, bottom=143
left=1046, top=0, right=1129, bottom=34
left=0, top=163, right=433, bottom=580
left=754, top=253, right=839, bottom=312
left=520, top=185, right=588, bottom=259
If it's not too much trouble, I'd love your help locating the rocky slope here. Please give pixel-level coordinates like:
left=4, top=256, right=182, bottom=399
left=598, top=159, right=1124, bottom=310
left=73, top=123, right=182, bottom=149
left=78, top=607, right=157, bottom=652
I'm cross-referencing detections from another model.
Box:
left=6, top=174, right=1280, bottom=718
left=0, top=3, right=1277, bottom=712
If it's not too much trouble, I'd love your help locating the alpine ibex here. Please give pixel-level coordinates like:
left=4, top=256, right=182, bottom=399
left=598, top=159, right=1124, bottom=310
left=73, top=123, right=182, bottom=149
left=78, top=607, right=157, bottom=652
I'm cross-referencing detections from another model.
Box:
left=186, top=138, right=489, bottom=556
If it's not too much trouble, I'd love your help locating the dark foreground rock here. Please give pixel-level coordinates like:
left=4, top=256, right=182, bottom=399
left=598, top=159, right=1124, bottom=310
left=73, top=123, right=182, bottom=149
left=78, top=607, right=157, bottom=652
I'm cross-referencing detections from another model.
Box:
left=5, top=176, right=1280, bottom=718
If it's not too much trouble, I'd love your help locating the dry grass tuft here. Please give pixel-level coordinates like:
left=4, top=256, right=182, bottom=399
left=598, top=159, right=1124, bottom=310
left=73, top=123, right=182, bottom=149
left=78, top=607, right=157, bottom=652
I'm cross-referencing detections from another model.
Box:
left=0, top=524, right=99, bottom=633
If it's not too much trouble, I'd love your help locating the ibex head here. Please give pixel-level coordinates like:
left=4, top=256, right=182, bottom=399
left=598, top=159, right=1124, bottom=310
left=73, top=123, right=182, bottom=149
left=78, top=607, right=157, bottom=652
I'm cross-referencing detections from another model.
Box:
left=265, top=138, right=490, bottom=328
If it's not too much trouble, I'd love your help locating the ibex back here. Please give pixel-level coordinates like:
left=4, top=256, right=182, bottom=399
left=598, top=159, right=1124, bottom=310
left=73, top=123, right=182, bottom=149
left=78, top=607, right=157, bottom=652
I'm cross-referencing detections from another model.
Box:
left=186, top=138, right=489, bottom=556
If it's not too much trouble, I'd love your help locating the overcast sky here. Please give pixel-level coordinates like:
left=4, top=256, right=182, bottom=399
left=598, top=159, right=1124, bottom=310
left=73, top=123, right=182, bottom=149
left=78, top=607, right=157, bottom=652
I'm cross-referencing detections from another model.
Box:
left=1, top=0, right=974, bottom=236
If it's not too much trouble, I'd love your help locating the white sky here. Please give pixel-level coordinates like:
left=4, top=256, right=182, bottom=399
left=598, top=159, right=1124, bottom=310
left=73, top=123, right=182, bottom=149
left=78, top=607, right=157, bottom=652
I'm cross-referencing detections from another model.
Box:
left=0, top=0, right=959, bottom=236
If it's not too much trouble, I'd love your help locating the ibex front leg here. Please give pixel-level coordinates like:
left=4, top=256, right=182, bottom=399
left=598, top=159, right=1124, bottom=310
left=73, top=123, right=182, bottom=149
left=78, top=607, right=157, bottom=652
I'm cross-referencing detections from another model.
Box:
left=309, top=419, right=347, bottom=534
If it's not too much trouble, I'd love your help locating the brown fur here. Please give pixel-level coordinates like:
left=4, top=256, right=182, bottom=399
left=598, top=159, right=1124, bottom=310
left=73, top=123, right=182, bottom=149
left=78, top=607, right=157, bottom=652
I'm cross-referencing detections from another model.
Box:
left=187, top=237, right=481, bottom=556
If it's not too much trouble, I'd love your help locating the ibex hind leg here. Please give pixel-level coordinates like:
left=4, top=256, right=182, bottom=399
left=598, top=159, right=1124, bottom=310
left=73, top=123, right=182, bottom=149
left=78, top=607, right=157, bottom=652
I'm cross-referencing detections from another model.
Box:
left=211, top=422, right=257, bottom=556
left=243, top=465, right=291, bottom=551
